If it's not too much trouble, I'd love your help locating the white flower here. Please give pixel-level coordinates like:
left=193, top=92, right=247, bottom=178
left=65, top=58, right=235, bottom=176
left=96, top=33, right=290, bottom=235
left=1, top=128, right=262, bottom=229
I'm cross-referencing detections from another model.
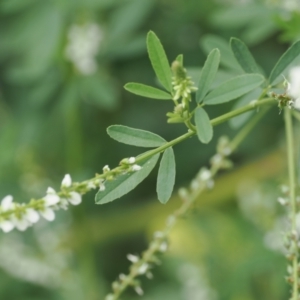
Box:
left=138, top=263, right=149, bottom=275
left=67, top=192, right=82, bottom=205
left=132, top=164, right=142, bottom=171
left=288, top=67, right=300, bottom=110
left=1, top=195, right=14, bottom=211
left=43, top=188, right=60, bottom=206
left=61, top=174, right=72, bottom=187
left=127, top=254, right=139, bottom=263
left=12, top=216, right=30, bottom=231
left=87, top=181, right=96, bottom=189
left=0, top=220, right=14, bottom=233
left=103, top=165, right=110, bottom=173
left=199, top=168, right=211, bottom=181
left=40, top=208, right=55, bottom=221
left=134, top=286, right=144, bottom=296
left=128, top=157, right=136, bottom=164
left=24, top=208, right=40, bottom=223
left=99, top=182, right=106, bottom=191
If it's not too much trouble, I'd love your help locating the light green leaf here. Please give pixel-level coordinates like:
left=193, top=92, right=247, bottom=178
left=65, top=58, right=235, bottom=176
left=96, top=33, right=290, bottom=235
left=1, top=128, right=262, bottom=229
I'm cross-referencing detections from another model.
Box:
left=196, top=48, right=220, bottom=103
left=107, top=125, right=166, bottom=147
left=147, top=31, right=173, bottom=92
left=230, top=38, right=261, bottom=74
left=204, top=74, right=265, bottom=105
left=124, top=83, right=172, bottom=99
left=156, top=147, right=176, bottom=204
left=95, top=154, right=160, bottom=204
left=194, top=107, right=213, bottom=143
left=269, top=40, right=300, bottom=84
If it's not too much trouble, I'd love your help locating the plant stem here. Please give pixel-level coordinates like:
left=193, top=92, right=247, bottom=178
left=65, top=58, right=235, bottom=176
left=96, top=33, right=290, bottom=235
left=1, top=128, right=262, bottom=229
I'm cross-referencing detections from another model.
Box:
left=137, top=97, right=275, bottom=162
left=284, top=108, right=298, bottom=300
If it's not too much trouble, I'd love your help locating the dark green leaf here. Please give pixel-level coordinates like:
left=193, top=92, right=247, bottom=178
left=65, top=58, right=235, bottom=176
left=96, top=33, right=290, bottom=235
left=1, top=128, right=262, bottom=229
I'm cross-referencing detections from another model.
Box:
left=147, top=31, right=173, bottom=92
left=107, top=125, right=166, bottom=147
left=204, top=74, right=265, bottom=105
left=124, top=83, right=172, bottom=99
left=230, top=38, right=261, bottom=74
left=156, top=147, right=176, bottom=204
left=269, top=40, right=300, bottom=84
left=194, top=107, right=213, bottom=143
left=196, top=48, right=220, bottom=103
left=95, top=154, right=160, bottom=204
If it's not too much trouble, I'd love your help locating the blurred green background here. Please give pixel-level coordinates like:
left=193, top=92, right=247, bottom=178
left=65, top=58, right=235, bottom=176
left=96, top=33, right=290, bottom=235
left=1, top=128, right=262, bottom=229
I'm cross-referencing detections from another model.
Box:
left=0, top=0, right=299, bottom=299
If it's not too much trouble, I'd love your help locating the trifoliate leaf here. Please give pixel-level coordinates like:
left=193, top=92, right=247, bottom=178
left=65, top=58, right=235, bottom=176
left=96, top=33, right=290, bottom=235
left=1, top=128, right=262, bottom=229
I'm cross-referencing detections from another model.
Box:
left=196, top=48, right=220, bottom=103
left=124, top=83, right=172, bottom=99
left=194, top=107, right=213, bottom=143
left=147, top=31, right=173, bottom=92
left=107, top=125, right=166, bottom=147
left=156, top=147, right=176, bottom=204
left=204, top=74, right=265, bottom=105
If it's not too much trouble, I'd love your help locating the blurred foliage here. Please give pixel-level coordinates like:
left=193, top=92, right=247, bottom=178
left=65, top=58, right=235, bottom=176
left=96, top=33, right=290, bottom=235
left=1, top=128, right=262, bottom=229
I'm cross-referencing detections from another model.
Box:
left=0, top=0, right=299, bottom=299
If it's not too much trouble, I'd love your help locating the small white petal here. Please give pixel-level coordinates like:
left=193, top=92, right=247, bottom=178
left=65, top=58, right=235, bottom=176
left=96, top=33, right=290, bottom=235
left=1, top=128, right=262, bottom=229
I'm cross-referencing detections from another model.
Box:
left=1, top=195, right=13, bottom=211
left=87, top=181, right=96, bottom=189
left=1, top=220, right=14, bottom=232
left=127, top=254, right=139, bottom=263
left=12, top=217, right=30, bottom=231
left=46, top=187, right=56, bottom=194
left=43, top=194, right=60, bottom=206
left=132, top=164, right=142, bottom=171
left=138, top=263, right=149, bottom=275
left=25, top=208, right=40, bottom=223
left=62, top=174, right=72, bottom=187
left=103, top=165, right=110, bottom=172
left=128, top=157, right=136, bottom=164
left=40, top=208, right=55, bottom=221
left=99, top=183, right=106, bottom=191
left=68, top=192, right=82, bottom=205
left=134, top=286, right=144, bottom=296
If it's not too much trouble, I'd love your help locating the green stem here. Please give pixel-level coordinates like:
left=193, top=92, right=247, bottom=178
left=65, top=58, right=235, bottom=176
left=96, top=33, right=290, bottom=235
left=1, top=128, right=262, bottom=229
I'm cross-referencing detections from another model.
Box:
left=284, top=108, right=298, bottom=300
left=137, top=97, right=275, bottom=163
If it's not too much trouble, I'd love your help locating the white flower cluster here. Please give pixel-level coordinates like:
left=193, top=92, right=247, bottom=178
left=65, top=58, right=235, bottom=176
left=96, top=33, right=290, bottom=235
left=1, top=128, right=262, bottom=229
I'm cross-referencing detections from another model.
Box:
left=65, top=23, right=103, bottom=75
left=0, top=174, right=84, bottom=233
left=287, top=66, right=300, bottom=110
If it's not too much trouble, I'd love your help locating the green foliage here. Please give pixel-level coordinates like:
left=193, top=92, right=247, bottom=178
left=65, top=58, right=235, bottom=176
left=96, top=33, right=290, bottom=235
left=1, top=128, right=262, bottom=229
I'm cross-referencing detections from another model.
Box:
left=124, top=83, right=172, bottom=99
left=194, top=107, right=213, bottom=143
left=157, top=148, right=176, bottom=204
left=196, top=48, right=220, bottom=103
left=147, top=31, right=173, bottom=92
left=95, top=154, right=160, bottom=204
left=107, top=125, right=166, bottom=147
left=269, top=40, right=300, bottom=84
left=204, top=74, right=265, bottom=105
left=230, top=37, right=262, bottom=74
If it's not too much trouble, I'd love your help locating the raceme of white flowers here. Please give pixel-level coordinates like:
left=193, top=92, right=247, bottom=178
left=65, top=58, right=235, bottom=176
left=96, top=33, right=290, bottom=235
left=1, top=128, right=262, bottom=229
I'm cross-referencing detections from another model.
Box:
left=65, top=22, right=103, bottom=75
left=0, top=157, right=142, bottom=233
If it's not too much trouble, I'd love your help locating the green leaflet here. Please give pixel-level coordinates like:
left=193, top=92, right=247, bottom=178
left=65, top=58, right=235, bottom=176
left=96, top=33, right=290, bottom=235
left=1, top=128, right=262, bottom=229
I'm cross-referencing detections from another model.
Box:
left=204, top=74, right=265, bottom=105
left=196, top=48, right=220, bottom=103
left=124, top=83, right=172, bottom=100
left=156, top=147, right=176, bottom=204
left=147, top=31, right=173, bottom=92
left=230, top=37, right=262, bottom=74
left=107, top=125, right=166, bottom=147
left=175, top=54, right=183, bottom=65
left=194, top=107, right=213, bottom=144
left=95, top=154, right=160, bottom=204
left=269, top=40, right=300, bottom=84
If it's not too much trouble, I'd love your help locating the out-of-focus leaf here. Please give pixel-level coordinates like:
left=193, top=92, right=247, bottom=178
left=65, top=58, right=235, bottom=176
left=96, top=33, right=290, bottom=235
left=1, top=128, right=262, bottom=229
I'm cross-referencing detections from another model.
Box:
left=147, top=31, right=173, bottom=92
left=194, top=107, right=213, bottom=143
left=200, top=35, right=241, bottom=71
left=230, top=38, right=261, bottom=74
left=157, top=147, right=176, bottom=204
left=95, top=154, right=160, bottom=204
left=269, top=40, right=300, bottom=84
left=107, top=125, right=166, bottom=147
left=176, top=54, right=183, bottom=64
left=204, top=74, right=265, bottom=105
left=196, top=48, right=220, bottom=103
left=229, top=88, right=262, bottom=129
left=124, top=83, right=172, bottom=99
left=80, top=74, right=119, bottom=110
